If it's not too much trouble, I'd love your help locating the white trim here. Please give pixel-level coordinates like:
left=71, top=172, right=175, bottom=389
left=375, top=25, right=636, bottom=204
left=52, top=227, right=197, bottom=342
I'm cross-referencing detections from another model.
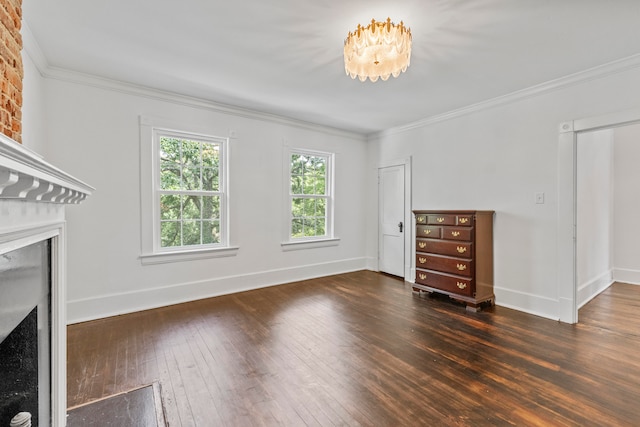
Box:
left=67, top=257, right=367, bottom=323
left=0, top=219, right=68, bottom=427
left=376, top=54, right=640, bottom=138
left=613, top=268, right=640, bottom=285
left=139, top=116, right=237, bottom=263
left=577, top=270, right=613, bottom=309
left=140, top=246, right=240, bottom=265
left=0, top=133, right=93, bottom=203
left=21, top=17, right=640, bottom=141
left=558, top=108, right=640, bottom=323
left=493, top=285, right=561, bottom=321
left=20, top=26, right=364, bottom=142
left=281, top=238, right=340, bottom=251
left=283, top=147, right=336, bottom=248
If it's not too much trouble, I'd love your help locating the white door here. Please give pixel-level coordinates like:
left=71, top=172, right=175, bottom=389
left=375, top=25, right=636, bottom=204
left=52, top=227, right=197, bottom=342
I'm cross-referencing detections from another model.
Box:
left=379, top=165, right=405, bottom=277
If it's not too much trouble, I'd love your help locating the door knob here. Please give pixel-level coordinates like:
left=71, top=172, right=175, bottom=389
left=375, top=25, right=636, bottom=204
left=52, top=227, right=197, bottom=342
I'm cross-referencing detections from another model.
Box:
left=398, top=221, right=403, bottom=233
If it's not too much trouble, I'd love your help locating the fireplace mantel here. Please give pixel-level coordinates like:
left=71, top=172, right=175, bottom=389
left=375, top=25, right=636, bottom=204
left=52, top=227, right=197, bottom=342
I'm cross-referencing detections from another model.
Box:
left=0, top=134, right=92, bottom=205
left=0, top=133, right=93, bottom=427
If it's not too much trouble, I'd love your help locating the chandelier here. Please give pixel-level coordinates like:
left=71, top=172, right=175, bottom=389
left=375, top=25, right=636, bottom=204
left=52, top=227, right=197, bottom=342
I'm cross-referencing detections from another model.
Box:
left=344, top=18, right=412, bottom=82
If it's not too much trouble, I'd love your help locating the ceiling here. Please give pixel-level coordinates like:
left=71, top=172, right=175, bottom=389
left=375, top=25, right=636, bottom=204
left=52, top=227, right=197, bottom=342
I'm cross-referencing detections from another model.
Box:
left=23, top=0, right=640, bottom=135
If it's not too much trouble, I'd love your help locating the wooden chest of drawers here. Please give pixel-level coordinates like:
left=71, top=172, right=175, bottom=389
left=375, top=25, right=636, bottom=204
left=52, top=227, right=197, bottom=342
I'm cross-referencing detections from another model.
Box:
left=413, top=210, right=495, bottom=311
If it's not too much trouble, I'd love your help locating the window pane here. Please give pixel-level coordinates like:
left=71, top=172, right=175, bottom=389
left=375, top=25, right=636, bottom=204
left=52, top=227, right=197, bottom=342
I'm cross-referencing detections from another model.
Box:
left=183, top=167, right=201, bottom=190
left=302, top=176, right=314, bottom=195
left=160, top=194, right=181, bottom=220
left=303, top=218, right=316, bottom=236
left=303, top=198, right=316, bottom=216
left=202, top=144, right=219, bottom=168
left=181, top=140, right=201, bottom=167
left=317, top=197, right=327, bottom=213
left=315, top=177, right=326, bottom=195
left=202, top=168, right=219, bottom=191
left=160, top=165, right=181, bottom=191
left=160, top=137, right=181, bottom=164
left=202, top=220, right=220, bottom=244
left=291, top=154, right=303, bottom=174
left=161, top=221, right=181, bottom=247
left=202, top=196, right=220, bottom=220
left=291, top=218, right=303, bottom=237
left=291, top=175, right=302, bottom=194
left=182, top=196, right=202, bottom=220
left=183, top=220, right=201, bottom=246
left=292, top=197, right=304, bottom=217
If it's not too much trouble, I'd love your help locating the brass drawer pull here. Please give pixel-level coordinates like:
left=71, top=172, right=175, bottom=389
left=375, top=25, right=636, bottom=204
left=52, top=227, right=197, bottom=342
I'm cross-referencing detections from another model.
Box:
left=418, top=242, right=426, bottom=249
left=417, top=216, right=426, bottom=223
left=456, top=246, right=467, bottom=254
left=456, top=282, right=467, bottom=290
left=423, top=229, right=431, bottom=235
left=451, top=231, right=460, bottom=237
left=419, top=273, right=427, bottom=280
left=459, top=218, right=469, bottom=224
left=436, top=217, right=445, bottom=223
left=456, top=263, right=467, bottom=271
left=419, top=257, right=426, bottom=264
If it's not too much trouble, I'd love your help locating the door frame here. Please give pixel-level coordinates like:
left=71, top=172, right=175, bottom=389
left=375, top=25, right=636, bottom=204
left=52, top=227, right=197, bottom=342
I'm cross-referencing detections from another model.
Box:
left=377, top=157, right=412, bottom=280
left=558, top=108, right=640, bottom=323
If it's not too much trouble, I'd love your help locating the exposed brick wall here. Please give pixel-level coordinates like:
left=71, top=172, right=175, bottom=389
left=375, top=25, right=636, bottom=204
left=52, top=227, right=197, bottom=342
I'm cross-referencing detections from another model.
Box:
left=0, top=0, right=21, bottom=143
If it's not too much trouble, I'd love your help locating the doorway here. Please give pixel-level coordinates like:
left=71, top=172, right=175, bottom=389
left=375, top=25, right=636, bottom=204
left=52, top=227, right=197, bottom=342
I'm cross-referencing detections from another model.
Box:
left=378, top=158, right=412, bottom=279
left=558, top=108, right=640, bottom=323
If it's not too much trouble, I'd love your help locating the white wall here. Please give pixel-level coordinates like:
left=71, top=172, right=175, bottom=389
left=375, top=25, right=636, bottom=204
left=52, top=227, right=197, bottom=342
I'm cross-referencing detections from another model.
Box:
left=576, top=129, right=614, bottom=307
left=39, top=77, right=368, bottom=323
left=613, top=123, right=640, bottom=284
left=367, top=65, right=640, bottom=320
left=22, top=47, right=640, bottom=324
left=21, top=50, right=47, bottom=155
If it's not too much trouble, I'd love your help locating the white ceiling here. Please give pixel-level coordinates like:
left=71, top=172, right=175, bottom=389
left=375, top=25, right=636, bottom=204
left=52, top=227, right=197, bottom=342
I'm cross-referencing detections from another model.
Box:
left=23, top=0, right=640, bottom=135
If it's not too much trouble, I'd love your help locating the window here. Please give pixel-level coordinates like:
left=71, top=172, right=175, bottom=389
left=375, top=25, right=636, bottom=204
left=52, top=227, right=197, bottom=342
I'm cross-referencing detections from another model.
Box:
left=283, top=148, right=338, bottom=249
left=157, top=132, right=224, bottom=248
left=139, top=116, right=237, bottom=264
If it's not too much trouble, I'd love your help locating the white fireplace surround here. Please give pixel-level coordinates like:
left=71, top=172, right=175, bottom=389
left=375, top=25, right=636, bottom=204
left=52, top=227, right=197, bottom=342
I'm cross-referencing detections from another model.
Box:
left=0, top=134, right=93, bottom=427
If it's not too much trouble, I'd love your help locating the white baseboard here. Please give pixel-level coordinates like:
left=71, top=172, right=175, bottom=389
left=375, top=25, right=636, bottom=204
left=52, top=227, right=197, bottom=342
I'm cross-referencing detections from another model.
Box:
left=577, top=270, right=614, bottom=309
left=67, top=257, right=368, bottom=324
left=613, top=268, right=640, bottom=285
left=493, top=286, right=561, bottom=321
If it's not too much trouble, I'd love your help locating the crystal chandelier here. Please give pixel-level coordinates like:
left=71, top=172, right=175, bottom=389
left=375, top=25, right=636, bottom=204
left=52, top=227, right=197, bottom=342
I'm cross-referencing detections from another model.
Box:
left=344, top=18, right=412, bottom=82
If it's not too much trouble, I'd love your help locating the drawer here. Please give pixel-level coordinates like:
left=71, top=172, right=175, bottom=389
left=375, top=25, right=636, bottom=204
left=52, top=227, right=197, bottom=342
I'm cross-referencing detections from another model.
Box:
left=415, top=239, right=472, bottom=258
left=442, top=226, right=472, bottom=241
left=417, top=225, right=441, bottom=239
left=415, top=253, right=473, bottom=277
left=456, top=215, right=473, bottom=226
left=427, top=214, right=456, bottom=226
left=416, top=214, right=427, bottom=224
left=415, top=269, right=473, bottom=297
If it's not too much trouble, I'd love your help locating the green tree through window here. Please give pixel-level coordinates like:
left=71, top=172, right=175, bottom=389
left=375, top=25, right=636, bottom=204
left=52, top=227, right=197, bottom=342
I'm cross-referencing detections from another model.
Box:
left=159, top=135, right=222, bottom=248
left=290, top=152, right=330, bottom=238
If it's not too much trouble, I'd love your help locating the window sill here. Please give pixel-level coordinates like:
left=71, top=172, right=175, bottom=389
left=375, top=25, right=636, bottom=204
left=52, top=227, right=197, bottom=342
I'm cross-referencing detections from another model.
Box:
left=140, top=246, right=239, bottom=265
left=281, top=238, right=340, bottom=252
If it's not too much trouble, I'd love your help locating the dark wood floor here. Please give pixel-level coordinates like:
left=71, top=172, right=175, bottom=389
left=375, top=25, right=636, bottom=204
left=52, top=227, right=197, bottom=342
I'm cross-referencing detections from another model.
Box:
left=67, top=272, right=640, bottom=426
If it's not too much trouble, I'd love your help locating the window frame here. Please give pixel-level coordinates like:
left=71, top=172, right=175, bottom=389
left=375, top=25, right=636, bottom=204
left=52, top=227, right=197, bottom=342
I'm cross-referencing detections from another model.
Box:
left=282, top=147, right=339, bottom=251
left=139, top=116, right=238, bottom=264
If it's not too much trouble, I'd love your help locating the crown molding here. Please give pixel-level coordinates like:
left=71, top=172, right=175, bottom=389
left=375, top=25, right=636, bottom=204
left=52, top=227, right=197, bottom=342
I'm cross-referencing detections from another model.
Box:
left=21, top=23, right=49, bottom=77
left=21, top=19, right=640, bottom=142
left=20, top=24, right=365, bottom=142
left=373, top=53, right=640, bottom=139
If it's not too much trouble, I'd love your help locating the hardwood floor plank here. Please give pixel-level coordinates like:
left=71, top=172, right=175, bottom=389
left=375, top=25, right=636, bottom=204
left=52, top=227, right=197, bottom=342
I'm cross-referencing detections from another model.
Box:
left=68, top=272, right=640, bottom=426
